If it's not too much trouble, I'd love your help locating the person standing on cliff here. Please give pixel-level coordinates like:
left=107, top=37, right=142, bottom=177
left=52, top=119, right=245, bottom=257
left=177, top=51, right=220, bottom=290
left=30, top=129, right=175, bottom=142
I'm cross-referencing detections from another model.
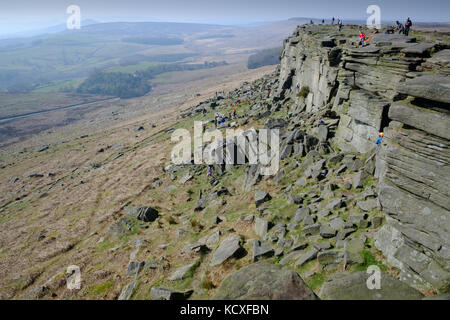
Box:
left=332, top=17, right=335, bottom=25
left=404, top=18, right=412, bottom=36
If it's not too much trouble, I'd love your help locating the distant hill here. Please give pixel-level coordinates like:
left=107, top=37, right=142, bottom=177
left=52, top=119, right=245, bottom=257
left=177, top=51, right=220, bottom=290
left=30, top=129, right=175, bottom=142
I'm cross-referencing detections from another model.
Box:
left=0, top=19, right=300, bottom=93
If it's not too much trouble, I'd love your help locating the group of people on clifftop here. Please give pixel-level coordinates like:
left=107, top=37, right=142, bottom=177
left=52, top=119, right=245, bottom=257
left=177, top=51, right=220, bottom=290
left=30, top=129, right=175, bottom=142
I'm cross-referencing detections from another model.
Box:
left=314, top=17, right=344, bottom=31
left=356, top=17, right=413, bottom=47
left=382, top=18, right=414, bottom=36
left=388, top=17, right=413, bottom=36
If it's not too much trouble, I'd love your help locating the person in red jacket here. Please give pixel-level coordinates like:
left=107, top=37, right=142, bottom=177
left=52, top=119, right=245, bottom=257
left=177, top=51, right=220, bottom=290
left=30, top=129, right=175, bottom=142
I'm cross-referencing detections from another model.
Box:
left=358, top=30, right=366, bottom=47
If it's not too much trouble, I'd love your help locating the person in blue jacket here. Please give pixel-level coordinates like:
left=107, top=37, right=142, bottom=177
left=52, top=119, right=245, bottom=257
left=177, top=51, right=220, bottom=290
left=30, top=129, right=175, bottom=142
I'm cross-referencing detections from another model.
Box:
left=376, top=132, right=384, bottom=150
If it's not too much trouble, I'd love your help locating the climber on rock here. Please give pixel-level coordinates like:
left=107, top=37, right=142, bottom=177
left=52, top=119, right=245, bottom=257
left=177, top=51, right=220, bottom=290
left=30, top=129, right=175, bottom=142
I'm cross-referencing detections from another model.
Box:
left=376, top=132, right=384, bottom=151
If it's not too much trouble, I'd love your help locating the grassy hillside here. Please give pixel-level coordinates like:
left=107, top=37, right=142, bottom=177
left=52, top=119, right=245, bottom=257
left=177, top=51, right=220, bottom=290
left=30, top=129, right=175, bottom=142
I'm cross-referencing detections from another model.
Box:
left=248, top=47, right=282, bottom=69
left=0, top=20, right=299, bottom=93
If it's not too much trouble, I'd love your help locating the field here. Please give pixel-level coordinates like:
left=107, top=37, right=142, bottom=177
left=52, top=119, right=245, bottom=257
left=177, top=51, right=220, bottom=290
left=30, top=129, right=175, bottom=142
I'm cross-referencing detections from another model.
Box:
left=0, top=20, right=301, bottom=93
left=0, top=93, right=110, bottom=119
left=0, top=19, right=302, bottom=147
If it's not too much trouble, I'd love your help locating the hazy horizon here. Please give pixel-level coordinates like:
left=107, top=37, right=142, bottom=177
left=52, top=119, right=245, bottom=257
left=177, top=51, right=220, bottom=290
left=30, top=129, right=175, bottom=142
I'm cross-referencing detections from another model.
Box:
left=1, top=0, right=449, bottom=37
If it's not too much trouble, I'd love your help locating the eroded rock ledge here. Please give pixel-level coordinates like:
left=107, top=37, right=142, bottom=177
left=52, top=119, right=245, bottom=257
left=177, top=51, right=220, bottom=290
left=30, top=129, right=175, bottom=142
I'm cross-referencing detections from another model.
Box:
left=276, top=24, right=449, bottom=292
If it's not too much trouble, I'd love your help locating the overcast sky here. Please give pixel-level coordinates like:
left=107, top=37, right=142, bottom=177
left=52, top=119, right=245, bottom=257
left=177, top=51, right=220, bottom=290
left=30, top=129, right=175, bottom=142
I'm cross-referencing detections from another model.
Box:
left=0, top=0, right=449, bottom=35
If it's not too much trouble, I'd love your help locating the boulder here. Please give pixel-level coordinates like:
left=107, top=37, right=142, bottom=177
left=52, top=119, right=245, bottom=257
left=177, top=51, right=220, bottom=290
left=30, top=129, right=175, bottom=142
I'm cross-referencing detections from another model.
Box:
left=118, top=281, right=137, bottom=300
left=126, top=261, right=145, bottom=278
left=214, top=263, right=319, bottom=300
left=317, top=250, right=344, bottom=266
left=320, top=271, right=424, bottom=300
left=36, top=145, right=49, bottom=152
left=288, top=193, right=303, bottom=205
left=124, top=206, right=159, bottom=222
left=320, top=225, right=337, bottom=239
left=210, top=236, right=244, bottom=266
left=254, top=218, right=273, bottom=238
left=397, top=74, right=450, bottom=104
left=344, top=238, right=365, bottom=267
left=255, top=190, right=271, bottom=207
left=150, top=287, right=193, bottom=300
left=293, top=207, right=310, bottom=223
left=352, top=171, right=368, bottom=189
left=302, top=224, right=321, bottom=236
left=357, top=199, right=378, bottom=212
left=294, top=248, right=319, bottom=267
left=280, top=145, right=293, bottom=160
left=326, top=198, right=342, bottom=210
left=252, top=240, right=275, bottom=262
left=168, top=263, right=197, bottom=281
left=179, top=174, right=193, bottom=184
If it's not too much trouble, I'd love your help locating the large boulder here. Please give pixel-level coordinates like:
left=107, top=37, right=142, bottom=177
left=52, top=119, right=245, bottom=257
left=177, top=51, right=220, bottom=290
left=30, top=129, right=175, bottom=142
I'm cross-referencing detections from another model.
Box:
left=124, top=206, right=159, bottom=222
left=150, top=287, right=193, bottom=300
left=210, top=236, right=244, bottom=266
left=320, top=271, right=424, bottom=300
left=214, top=263, right=319, bottom=300
left=254, top=190, right=271, bottom=207
left=397, top=75, right=450, bottom=104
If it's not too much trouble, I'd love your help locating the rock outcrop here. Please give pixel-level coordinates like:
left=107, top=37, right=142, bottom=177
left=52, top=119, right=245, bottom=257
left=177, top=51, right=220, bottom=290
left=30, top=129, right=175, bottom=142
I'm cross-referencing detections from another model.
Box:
left=277, top=24, right=449, bottom=292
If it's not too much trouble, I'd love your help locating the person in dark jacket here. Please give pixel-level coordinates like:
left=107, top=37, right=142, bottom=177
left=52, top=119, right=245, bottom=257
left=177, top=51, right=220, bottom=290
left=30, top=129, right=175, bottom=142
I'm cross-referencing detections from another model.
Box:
left=404, top=18, right=412, bottom=36
left=395, top=21, right=404, bottom=34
